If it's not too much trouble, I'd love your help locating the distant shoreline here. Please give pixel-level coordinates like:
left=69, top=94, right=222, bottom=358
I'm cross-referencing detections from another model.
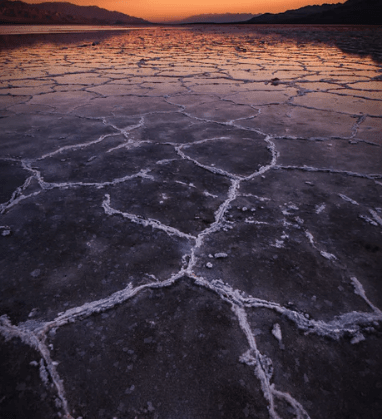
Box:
left=0, top=24, right=160, bottom=36
left=0, top=23, right=380, bottom=37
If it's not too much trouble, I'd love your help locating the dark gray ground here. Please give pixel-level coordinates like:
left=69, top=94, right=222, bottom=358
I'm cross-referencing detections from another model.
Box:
left=0, top=25, right=382, bottom=419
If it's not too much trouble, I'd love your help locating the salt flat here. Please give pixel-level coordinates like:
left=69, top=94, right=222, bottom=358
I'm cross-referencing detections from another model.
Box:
left=0, top=25, right=382, bottom=419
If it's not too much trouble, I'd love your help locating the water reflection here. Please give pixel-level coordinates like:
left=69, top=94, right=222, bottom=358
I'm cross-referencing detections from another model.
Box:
left=0, top=24, right=152, bottom=36
left=239, top=24, right=382, bottom=63
left=0, top=25, right=381, bottom=65
left=1, top=26, right=381, bottom=91
left=0, top=27, right=143, bottom=51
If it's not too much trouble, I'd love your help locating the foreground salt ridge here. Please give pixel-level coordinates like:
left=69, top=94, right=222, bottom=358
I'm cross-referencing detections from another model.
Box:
left=0, top=27, right=382, bottom=419
left=1, top=113, right=381, bottom=417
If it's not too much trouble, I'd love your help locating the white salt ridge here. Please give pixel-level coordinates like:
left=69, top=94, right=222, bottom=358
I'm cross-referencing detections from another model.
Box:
left=283, top=219, right=301, bottom=229
left=271, top=387, right=310, bottom=419
left=288, top=204, right=299, bottom=210
left=102, top=194, right=195, bottom=241
left=39, top=132, right=120, bottom=160
left=0, top=172, right=42, bottom=214
left=359, top=214, right=378, bottom=226
left=271, top=323, right=282, bottom=343
left=214, top=252, right=228, bottom=258
left=282, top=209, right=293, bottom=216
left=350, top=332, right=365, bottom=345
left=320, top=251, right=337, bottom=261
left=176, top=180, right=197, bottom=189
left=234, top=306, right=280, bottom=419
left=305, top=231, right=337, bottom=262
left=350, top=276, right=381, bottom=314
left=240, top=193, right=270, bottom=202
left=0, top=190, right=41, bottom=214
left=276, top=165, right=382, bottom=181
left=315, top=203, right=326, bottom=214
left=176, top=143, right=240, bottom=180
left=0, top=314, right=73, bottom=418
left=105, top=116, right=145, bottom=153
left=235, top=306, right=310, bottom=419
left=156, top=159, right=173, bottom=165
left=200, top=278, right=382, bottom=341
left=272, top=239, right=285, bottom=248
left=0, top=225, right=11, bottom=236
left=339, top=194, right=359, bottom=205
left=2, top=140, right=380, bottom=419
left=1, top=33, right=381, bottom=419
left=43, top=273, right=185, bottom=334
left=282, top=204, right=300, bottom=218
left=106, top=139, right=151, bottom=154
left=245, top=217, right=255, bottom=223
left=39, top=358, right=50, bottom=386
left=188, top=179, right=241, bottom=272
left=369, top=209, right=382, bottom=227
left=49, top=169, right=153, bottom=191
left=245, top=136, right=279, bottom=181
left=203, top=190, right=218, bottom=198
left=146, top=274, right=158, bottom=281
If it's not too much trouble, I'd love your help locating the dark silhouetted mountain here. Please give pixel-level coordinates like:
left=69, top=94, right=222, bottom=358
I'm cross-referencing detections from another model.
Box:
left=33, top=2, right=148, bottom=24
left=246, top=0, right=381, bottom=25
left=172, top=13, right=259, bottom=24
left=0, top=0, right=150, bottom=24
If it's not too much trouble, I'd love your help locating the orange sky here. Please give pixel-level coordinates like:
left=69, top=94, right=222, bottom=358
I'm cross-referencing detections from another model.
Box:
left=24, top=0, right=347, bottom=22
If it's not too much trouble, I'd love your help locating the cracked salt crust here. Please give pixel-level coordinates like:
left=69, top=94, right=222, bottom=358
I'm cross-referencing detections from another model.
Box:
left=1, top=26, right=382, bottom=419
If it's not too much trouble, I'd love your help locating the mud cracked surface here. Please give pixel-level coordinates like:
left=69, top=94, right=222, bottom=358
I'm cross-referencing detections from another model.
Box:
left=1, top=25, right=382, bottom=419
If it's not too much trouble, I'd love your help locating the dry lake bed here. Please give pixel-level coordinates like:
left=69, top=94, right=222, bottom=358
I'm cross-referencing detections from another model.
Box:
left=1, top=24, right=382, bottom=419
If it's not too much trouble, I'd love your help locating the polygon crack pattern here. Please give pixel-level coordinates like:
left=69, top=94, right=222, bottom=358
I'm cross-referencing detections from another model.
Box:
left=1, top=26, right=382, bottom=419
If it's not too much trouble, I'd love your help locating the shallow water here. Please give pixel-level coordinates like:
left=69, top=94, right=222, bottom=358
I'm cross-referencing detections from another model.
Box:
left=0, top=24, right=147, bottom=35
left=0, top=25, right=382, bottom=419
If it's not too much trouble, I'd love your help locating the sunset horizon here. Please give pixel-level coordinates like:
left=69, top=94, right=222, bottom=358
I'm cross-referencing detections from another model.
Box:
left=21, top=0, right=348, bottom=22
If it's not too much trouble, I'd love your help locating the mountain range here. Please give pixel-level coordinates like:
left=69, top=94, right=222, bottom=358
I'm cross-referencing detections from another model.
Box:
left=0, top=1, right=149, bottom=25
left=171, top=13, right=259, bottom=24
left=0, top=0, right=380, bottom=26
left=246, top=0, right=381, bottom=25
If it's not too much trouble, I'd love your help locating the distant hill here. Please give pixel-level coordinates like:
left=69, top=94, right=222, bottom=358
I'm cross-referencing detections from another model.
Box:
left=246, top=0, right=381, bottom=25
left=173, top=13, right=259, bottom=24
left=0, top=0, right=150, bottom=25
